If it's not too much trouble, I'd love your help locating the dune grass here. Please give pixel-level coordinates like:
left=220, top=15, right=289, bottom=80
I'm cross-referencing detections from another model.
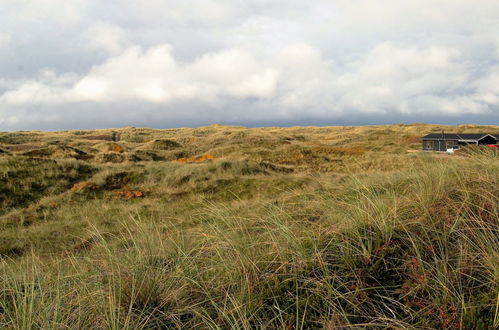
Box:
left=0, top=124, right=498, bottom=329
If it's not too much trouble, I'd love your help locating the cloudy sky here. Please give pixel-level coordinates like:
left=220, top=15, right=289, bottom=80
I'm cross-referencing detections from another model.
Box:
left=1, top=0, right=499, bottom=130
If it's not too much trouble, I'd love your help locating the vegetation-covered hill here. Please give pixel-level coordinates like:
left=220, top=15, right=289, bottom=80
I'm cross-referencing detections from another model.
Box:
left=0, top=124, right=498, bottom=328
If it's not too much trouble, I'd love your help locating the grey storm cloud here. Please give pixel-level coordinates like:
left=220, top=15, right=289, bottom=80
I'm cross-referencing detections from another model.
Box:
left=1, top=0, right=499, bottom=130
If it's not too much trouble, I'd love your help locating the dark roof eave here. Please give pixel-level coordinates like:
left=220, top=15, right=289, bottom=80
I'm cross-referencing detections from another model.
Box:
left=476, top=134, right=497, bottom=141
left=422, top=133, right=498, bottom=141
left=421, top=138, right=460, bottom=140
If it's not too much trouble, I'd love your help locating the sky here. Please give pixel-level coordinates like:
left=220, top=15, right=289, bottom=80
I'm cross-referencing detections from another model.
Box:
left=1, top=0, right=499, bottom=130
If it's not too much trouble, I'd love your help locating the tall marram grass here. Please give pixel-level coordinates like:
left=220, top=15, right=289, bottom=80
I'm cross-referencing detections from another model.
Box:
left=1, top=153, right=498, bottom=329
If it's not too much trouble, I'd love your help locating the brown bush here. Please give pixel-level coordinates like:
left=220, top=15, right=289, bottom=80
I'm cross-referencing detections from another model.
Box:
left=175, top=154, right=216, bottom=163
left=48, top=201, right=59, bottom=208
left=107, top=144, right=125, bottom=153
left=112, top=189, right=145, bottom=200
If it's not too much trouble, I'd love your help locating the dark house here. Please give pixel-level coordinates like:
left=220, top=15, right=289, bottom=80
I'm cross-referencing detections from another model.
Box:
left=421, top=133, right=499, bottom=152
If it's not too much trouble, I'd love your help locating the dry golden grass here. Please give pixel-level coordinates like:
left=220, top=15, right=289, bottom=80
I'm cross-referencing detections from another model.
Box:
left=0, top=123, right=498, bottom=329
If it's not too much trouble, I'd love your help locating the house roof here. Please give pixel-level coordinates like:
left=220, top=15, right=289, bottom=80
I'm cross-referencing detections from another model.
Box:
left=422, top=133, right=498, bottom=141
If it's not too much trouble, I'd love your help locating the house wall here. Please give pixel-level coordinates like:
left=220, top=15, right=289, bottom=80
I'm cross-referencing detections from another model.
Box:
left=442, top=139, right=459, bottom=151
left=422, top=139, right=440, bottom=151
left=478, top=136, right=497, bottom=145
left=422, top=139, right=429, bottom=150
left=436, top=140, right=445, bottom=151
left=422, top=139, right=458, bottom=151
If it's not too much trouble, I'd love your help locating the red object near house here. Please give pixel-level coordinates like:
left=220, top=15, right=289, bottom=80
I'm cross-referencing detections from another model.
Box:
left=487, top=144, right=499, bottom=148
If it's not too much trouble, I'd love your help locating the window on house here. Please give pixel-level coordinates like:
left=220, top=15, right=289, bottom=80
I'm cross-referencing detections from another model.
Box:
left=445, top=141, right=455, bottom=149
left=424, top=141, right=434, bottom=149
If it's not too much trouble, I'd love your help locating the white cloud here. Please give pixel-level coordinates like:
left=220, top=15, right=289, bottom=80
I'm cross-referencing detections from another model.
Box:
left=1, top=0, right=499, bottom=129
left=1, top=45, right=279, bottom=105
left=334, top=0, right=499, bottom=34
left=331, top=43, right=470, bottom=114
left=83, top=23, right=129, bottom=55
left=3, top=41, right=494, bottom=119
left=0, top=115, right=19, bottom=126
left=1, top=81, right=65, bottom=105
left=473, top=66, right=499, bottom=106
left=0, top=33, right=11, bottom=48
left=1, top=0, right=87, bottom=25
left=127, top=0, right=236, bottom=26
left=187, top=48, right=278, bottom=99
